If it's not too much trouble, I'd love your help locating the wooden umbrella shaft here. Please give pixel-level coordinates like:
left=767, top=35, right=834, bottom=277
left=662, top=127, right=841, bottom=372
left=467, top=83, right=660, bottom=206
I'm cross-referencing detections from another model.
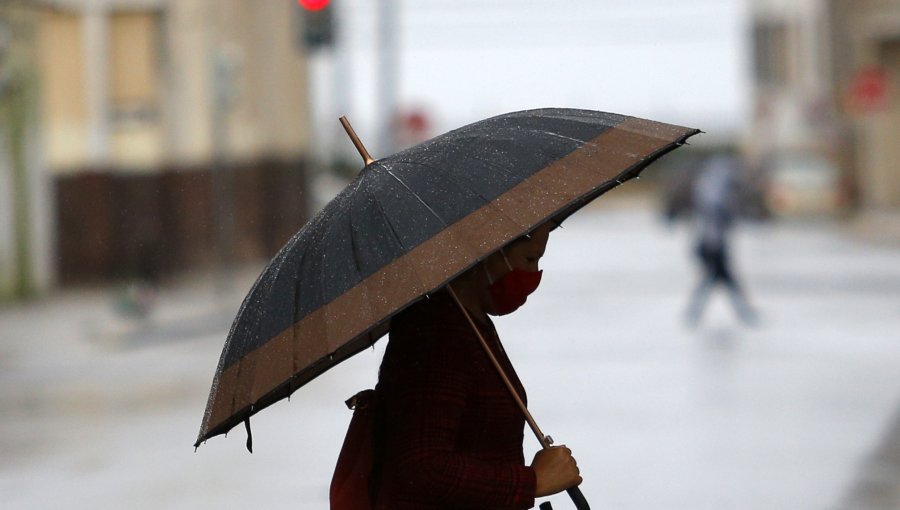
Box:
left=446, top=285, right=552, bottom=449
left=447, top=285, right=592, bottom=510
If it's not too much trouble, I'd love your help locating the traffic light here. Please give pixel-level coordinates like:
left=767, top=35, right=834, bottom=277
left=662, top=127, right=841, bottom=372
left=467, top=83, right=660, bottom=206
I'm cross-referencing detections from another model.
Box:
left=298, top=0, right=334, bottom=49
left=298, top=0, right=330, bottom=10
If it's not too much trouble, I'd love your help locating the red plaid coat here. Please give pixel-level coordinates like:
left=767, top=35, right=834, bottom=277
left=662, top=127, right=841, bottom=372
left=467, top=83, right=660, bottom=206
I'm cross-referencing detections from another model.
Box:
left=372, top=291, right=537, bottom=510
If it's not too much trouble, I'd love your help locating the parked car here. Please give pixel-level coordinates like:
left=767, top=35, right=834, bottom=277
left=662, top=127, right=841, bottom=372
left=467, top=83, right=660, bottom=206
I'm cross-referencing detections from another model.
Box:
left=763, top=151, right=843, bottom=215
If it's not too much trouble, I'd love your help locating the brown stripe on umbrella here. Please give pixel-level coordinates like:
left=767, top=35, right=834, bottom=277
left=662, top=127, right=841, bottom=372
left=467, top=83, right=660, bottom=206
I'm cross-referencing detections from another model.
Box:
left=199, top=116, right=695, bottom=440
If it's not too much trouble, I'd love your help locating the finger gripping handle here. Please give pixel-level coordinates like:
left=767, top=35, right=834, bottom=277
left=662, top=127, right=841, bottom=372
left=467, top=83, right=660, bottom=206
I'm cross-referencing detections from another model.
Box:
left=567, top=486, right=590, bottom=510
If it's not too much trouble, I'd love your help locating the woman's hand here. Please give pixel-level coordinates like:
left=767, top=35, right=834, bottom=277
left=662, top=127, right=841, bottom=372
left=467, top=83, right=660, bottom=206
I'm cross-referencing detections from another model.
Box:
left=530, top=445, right=582, bottom=497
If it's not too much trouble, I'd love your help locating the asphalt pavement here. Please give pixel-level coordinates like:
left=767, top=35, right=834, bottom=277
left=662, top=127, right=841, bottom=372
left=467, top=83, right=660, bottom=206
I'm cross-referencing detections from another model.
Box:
left=2, top=204, right=899, bottom=510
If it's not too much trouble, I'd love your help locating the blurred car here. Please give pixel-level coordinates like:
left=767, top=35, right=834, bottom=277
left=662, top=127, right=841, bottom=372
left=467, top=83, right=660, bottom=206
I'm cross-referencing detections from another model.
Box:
left=763, top=151, right=843, bottom=216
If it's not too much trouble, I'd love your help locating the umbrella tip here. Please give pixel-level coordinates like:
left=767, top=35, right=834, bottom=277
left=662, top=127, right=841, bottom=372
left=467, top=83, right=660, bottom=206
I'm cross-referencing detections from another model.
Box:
left=339, top=116, right=376, bottom=167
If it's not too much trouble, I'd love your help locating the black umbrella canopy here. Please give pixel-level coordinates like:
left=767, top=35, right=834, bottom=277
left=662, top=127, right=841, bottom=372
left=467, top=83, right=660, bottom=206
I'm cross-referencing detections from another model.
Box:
left=197, top=108, right=699, bottom=447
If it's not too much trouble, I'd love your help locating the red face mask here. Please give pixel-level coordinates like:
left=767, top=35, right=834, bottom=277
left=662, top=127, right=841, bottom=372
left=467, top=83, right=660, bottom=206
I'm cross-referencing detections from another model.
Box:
left=486, top=252, right=543, bottom=316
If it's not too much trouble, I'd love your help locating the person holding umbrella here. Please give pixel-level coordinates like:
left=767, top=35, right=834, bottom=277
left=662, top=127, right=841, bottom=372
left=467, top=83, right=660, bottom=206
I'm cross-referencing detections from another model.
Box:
left=194, top=109, right=698, bottom=510
left=371, top=222, right=581, bottom=509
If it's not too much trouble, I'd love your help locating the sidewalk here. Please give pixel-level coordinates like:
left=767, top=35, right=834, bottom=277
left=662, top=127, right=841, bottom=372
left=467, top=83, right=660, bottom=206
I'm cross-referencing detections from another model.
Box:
left=838, top=408, right=900, bottom=510
left=1, top=206, right=899, bottom=510
left=845, top=208, right=900, bottom=248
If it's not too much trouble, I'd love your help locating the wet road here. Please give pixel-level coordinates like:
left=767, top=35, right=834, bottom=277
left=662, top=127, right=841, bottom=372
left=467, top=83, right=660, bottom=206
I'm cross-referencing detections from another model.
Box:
left=2, top=206, right=899, bottom=509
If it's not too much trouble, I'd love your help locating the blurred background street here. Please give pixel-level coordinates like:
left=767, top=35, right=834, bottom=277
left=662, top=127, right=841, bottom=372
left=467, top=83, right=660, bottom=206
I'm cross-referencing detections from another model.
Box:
left=2, top=0, right=900, bottom=509
left=3, top=204, right=900, bottom=509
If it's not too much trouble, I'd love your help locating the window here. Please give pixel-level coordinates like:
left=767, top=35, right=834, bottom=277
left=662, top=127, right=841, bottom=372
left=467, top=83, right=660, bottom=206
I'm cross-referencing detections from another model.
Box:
left=754, top=21, right=789, bottom=87
left=109, top=11, right=163, bottom=168
left=109, top=11, right=161, bottom=125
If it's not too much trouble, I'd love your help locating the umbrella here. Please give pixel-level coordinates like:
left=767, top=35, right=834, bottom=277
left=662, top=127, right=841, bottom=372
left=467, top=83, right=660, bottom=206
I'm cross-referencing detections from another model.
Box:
left=196, top=108, right=698, bottom=504
left=195, top=109, right=699, bottom=438
left=197, top=107, right=697, bottom=442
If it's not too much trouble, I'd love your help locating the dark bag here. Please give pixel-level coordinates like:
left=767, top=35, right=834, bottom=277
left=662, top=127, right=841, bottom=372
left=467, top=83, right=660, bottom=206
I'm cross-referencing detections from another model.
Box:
left=330, top=389, right=377, bottom=510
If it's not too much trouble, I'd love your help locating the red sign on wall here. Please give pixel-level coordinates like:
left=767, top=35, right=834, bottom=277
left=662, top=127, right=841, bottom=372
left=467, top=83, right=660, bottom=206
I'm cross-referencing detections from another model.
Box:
left=848, top=67, right=890, bottom=114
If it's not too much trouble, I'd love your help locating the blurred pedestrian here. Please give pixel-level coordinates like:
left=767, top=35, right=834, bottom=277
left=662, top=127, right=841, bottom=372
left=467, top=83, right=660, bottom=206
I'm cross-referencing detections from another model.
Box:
left=368, top=222, right=582, bottom=509
left=685, top=151, right=758, bottom=326
left=660, top=157, right=698, bottom=224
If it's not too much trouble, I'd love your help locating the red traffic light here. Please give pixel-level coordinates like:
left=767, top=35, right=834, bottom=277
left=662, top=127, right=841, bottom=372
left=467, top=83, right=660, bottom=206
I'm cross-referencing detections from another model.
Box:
left=298, top=0, right=330, bottom=11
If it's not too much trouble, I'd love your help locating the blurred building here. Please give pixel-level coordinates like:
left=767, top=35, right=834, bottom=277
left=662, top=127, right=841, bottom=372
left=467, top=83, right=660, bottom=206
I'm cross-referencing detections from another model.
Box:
left=749, top=0, right=900, bottom=215
left=1, top=0, right=315, bottom=296
left=828, top=0, right=900, bottom=210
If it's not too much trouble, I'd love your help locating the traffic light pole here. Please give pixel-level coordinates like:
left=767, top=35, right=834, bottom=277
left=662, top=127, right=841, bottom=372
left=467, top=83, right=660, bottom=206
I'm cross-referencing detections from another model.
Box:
left=376, top=0, right=398, bottom=156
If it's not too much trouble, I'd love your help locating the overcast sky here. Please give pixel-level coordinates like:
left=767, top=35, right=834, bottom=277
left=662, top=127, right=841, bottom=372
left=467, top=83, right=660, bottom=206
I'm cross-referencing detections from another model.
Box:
left=312, top=0, right=751, bottom=156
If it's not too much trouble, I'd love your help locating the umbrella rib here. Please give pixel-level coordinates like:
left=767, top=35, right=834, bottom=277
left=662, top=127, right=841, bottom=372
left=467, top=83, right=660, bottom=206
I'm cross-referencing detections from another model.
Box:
left=392, top=156, right=534, bottom=234
left=368, top=186, right=435, bottom=299
left=454, top=152, right=546, bottom=222
left=347, top=201, right=365, bottom=278
left=528, top=129, right=589, bottom=146
left=389, top=156, right=515, bottom=205
left=383, top=167, right=449, bottom=227
left=387, top=158, right=545, bottom=265
left=371, top=190, right=409, bottom=252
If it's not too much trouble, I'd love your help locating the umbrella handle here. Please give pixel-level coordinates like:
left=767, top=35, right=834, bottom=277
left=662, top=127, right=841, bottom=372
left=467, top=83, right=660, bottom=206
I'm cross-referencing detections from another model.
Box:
left=539, top=488, right=591, bottom=510
left=567, top=487, right=590, bottom=510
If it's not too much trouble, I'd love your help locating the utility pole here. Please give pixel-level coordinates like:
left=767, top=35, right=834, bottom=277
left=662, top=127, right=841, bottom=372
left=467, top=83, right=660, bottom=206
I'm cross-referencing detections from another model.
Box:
left=376, top=0, right=398, bottom=157
left=210, top=44, right=241, bottom=295
left=331, top=0, right=353, bottom=162
left=83, top=0, right=110, bottom=164
left=0, top=4, right=36, bottom=299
